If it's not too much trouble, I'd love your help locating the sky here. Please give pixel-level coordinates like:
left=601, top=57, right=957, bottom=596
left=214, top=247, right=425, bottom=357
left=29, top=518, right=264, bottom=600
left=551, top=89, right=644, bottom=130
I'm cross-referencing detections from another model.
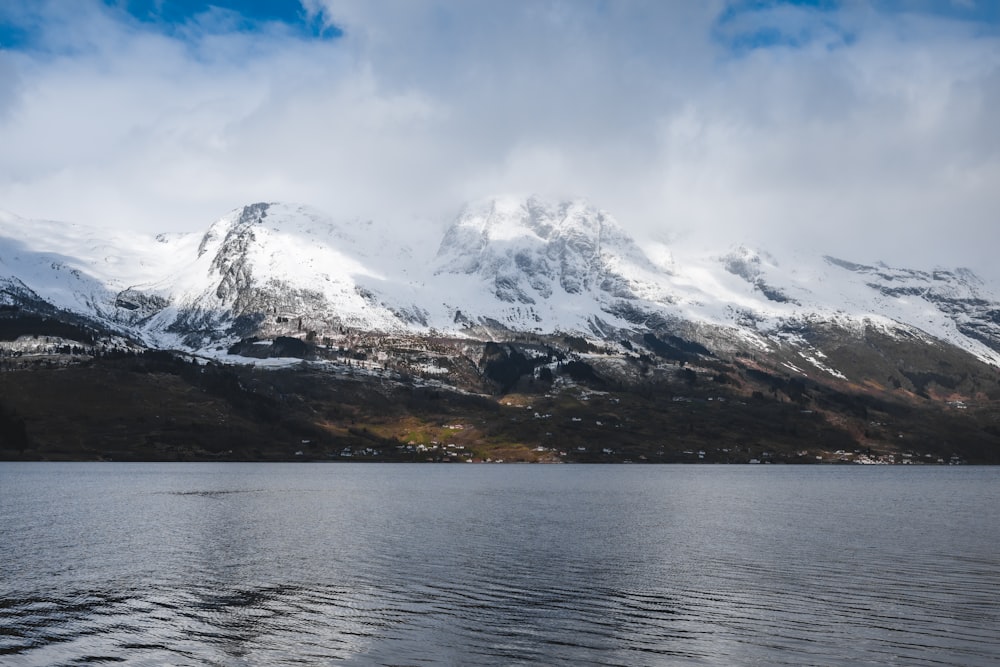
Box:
left=0, top=0, right=998, bottom=276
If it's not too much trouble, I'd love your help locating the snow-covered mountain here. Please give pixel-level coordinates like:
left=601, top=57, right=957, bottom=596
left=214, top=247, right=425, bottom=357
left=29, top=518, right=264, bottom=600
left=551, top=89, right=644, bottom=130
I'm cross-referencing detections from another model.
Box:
left=428, top=197, right=675, bottom=334
left=126, top=202, right=419, bottom=348
left=2, top=198, right=999, bottom=374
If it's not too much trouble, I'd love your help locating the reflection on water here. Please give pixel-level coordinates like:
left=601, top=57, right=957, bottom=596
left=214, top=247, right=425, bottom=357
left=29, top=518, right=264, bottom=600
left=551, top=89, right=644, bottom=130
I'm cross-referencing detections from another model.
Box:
left=1, top=463, right=998, bottom=666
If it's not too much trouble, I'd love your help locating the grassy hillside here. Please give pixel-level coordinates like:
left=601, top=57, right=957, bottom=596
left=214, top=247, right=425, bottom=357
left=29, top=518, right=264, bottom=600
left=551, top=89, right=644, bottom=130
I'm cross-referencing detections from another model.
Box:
left=2, top=341, right=998, bottom=463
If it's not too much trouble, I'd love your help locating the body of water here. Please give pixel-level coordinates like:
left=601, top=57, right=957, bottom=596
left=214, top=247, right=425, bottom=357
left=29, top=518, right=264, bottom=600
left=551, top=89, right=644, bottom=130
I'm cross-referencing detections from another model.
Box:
left=1, top=463, right=998, bottom=665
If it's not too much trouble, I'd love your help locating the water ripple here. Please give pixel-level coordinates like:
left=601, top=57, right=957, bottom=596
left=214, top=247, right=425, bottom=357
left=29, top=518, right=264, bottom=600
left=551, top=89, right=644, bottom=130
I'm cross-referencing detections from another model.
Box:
left=2, top=463, right=999, bottom=666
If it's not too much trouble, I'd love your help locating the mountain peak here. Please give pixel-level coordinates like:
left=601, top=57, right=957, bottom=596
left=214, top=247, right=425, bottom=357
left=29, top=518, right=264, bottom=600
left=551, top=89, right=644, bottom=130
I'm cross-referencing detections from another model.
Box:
left=236, top=202, right=272, bottom=227
left=429, top=195, right=671, bottom=333
left=448, top=196, right=610, bottom=243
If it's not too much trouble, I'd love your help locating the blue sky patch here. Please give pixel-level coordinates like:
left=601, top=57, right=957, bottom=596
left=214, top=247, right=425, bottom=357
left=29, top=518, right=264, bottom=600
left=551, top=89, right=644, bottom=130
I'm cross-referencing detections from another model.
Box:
left=0, top=0, right=341, bottom=53
left=872, top=0, right=1000, bottom=26
left=714, top=0, right=998, bottom=56
left=109, top=0, right=338, bottom=37
left=713, top=0, right=851, bottom=55
left=107, top=0, right=341, bottom=39
left=0, top=21, right=29, bottom=50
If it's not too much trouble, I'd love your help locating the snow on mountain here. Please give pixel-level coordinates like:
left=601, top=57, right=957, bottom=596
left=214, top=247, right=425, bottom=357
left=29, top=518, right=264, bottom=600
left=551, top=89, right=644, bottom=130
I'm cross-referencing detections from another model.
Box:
left=650, top=239, right=1000, bottom=368
left=428, top=196, right=676, bottom=334
left=0, top=209, right=187, bottom=322
left=1, top=199, right=999, bottom=370
left=126, top=202, right=423, bottom=348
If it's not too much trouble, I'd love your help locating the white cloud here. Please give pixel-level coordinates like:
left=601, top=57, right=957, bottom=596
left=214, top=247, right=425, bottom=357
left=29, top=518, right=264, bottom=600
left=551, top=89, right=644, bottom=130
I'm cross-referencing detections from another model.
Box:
left=0, top=0, right=998, bottom=279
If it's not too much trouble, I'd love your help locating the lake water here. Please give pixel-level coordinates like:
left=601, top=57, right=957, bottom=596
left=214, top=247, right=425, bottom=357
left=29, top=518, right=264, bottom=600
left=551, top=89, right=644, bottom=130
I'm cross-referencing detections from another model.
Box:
left=1, top=463, right=998, bottom=666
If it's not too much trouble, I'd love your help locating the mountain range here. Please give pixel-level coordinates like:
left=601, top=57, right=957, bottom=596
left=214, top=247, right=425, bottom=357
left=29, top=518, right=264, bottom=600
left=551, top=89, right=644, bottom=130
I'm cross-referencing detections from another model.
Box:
left=1, top=198, right=999, bottom=463
left=3, top=198, right=999, bottom=364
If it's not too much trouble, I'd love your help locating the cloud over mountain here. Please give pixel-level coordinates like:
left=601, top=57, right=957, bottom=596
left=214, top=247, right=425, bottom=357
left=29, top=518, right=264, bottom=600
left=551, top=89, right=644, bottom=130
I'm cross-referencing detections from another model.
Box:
left=1, top=1, right=998, bottom=277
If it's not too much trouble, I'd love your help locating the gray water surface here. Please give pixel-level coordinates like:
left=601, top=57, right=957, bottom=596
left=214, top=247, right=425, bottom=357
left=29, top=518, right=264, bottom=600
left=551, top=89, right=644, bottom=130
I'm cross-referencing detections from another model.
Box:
left=1, top=463, right=998, bottom=666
